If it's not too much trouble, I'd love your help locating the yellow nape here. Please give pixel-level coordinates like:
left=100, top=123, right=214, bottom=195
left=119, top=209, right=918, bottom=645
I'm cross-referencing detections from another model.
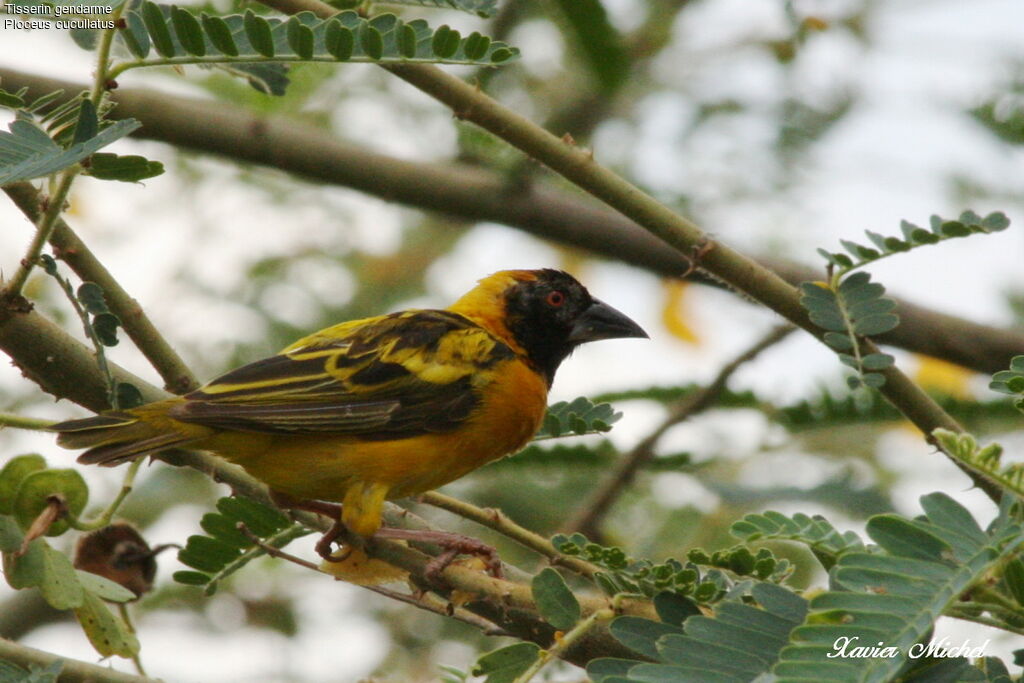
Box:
left=447, top=270, right=536, bottom=350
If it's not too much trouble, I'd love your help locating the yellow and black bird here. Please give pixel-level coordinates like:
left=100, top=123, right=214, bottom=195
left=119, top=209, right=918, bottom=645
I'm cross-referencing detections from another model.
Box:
left=54, top=269, right=646, bottom=561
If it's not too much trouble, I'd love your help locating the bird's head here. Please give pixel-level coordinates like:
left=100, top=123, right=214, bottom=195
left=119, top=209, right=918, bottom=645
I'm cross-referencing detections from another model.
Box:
left=450, top=269, right=648, bottom=385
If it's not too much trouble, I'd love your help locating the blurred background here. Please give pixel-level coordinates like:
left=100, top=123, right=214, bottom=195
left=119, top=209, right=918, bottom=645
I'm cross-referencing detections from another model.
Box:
left=2, top=0, right=1024, bottom=679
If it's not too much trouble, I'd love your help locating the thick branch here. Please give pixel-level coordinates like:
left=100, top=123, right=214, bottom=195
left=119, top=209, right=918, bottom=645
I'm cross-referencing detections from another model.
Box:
left=0, top=66, right=1020, bottom=375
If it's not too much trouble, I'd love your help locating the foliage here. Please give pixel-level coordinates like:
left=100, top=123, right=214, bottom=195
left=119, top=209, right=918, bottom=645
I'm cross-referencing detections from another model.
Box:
left=990, top=355, right=1024, bottom=414
left=815, top=210, right=1010, bottom=275
left=173, top=496, right=311, bottom=593
left=110, top=6, right=518, bottom=94
left=588, top=494, right=1024, bottom=682
left=931, top=429, right=1024, bottom=501
left=730, top=511, right=865, bottom=571
left=803, top=211, right=1010, bottom=389
left=551, top=532, right=791, bottom=604
left=0, top=103, right=142, bottom=186
left=534, top=396, right=622, bottom=439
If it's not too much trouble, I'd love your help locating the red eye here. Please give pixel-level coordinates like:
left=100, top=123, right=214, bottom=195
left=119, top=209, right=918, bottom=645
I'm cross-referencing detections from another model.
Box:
left=546, top=291, right=565, bottom=307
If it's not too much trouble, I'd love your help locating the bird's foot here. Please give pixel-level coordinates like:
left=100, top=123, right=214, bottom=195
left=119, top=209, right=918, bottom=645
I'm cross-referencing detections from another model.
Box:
left=267, top=492, right=353, bottom=561
left=374, top=527, right=502, bottom=581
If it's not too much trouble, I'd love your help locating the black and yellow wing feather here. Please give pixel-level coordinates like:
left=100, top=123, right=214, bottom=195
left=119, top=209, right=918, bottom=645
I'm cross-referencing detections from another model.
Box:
left=167, top=309, right=515, bottom=438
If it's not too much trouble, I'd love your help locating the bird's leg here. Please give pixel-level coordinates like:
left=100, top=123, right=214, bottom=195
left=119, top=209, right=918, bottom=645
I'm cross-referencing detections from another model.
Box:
left=373, top=527, right=503, bottom=580
left=268, top=491, right=355, bottom=561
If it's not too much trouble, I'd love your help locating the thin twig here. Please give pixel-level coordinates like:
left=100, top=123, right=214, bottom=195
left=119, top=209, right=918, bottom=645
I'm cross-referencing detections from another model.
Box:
left=420, top=491, right=601, bottom=579
left=69, top=458, right=145, bottom=531
left=565, top=324, right=796, bottom=539
left=46, top=261, right=120, bottom=408
left=512, top=607, right=617, bottom=683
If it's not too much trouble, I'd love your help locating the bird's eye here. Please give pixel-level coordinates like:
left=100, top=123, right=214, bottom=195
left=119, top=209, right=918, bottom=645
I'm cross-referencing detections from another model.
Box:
left=546, top=291, right=565, bottom=307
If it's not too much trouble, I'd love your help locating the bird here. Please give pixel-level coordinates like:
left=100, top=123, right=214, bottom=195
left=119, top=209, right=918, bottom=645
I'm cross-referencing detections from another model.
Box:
left=53, top=269, right=647, bottom=570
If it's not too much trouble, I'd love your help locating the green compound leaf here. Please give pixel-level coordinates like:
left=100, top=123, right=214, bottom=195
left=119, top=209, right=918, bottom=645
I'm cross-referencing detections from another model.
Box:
left=174, top=496, right=309, bottom=592
left=819, top=210, right=1011, bottom=274
left=216, top=495, right=289, bottom=537
left=531, top=567, right=580, bottom=630
left=990, top=355, right=1024, bottom=417
left=534, top=396, right=622, bottom=439
left=800, top=272, right=898, bottom=388
left=113, top=6, right=520, bottom=96
left=730, top=510, right=867, bottom=571
left=201, top=13, right=238, bottom=56
left=609, top=616, right=684, bottom=660
left=70, top=99, right=98, bottom=146
left=586, top=658, right=635, bottom=683
left=119, top=9, right=151, bottom=58
left=653, top=591, right=701, bottom=627
left=141, top=0, right=175, bottom=56
left=471, top=643, right=541, bottom=683
left=0, top=116, right=141, bottom=185
left=931, top=429, right=1024, bottom=500
left=0, top=85, right=28, bottom=109
left=285, top=15, right=315, bottom=60
left=607, top=584, right=806, bottom=681
left=244, top=10, right=275, bottom=58
left=172, top=5, right=206, bottom=56
left=772, top=495, right=1024, bottom=683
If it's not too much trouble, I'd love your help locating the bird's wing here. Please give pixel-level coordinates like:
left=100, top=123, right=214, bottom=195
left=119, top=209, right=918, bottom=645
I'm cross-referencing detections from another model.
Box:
left=168, top=310, right=516, bottom=436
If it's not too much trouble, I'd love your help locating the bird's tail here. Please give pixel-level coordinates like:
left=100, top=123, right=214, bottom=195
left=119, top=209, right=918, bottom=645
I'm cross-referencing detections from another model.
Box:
left=52, top=412, right=197, bottom=466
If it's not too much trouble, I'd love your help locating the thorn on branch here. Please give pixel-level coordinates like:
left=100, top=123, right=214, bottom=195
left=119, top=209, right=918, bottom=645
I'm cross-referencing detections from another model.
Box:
left=681, top=239, right=716, bottom=279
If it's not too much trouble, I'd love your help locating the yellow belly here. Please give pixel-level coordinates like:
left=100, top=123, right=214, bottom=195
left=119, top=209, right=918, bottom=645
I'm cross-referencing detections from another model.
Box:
left=197, top=358, right=548, bottom=534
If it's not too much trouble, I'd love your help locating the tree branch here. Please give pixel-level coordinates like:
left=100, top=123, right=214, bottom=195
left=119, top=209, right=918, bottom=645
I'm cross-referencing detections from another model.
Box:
left=419, top=491, right=602, bottom=579
left=0, top=66, right=1020, bottom=375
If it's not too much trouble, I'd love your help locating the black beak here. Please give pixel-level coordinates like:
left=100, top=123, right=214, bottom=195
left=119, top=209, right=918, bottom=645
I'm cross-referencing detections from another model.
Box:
left=568, top=299, right=648, bottom=345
